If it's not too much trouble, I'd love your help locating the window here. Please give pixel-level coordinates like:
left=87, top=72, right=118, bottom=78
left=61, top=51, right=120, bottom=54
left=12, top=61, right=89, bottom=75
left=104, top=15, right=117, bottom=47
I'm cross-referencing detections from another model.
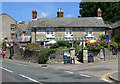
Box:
left=46, top=28, right=54, bottom=38
left=11, top=33, right=15, bottom=39
left=36, top=29, right=45, bottom=35
left=85, top=28, right=94, bottom=37
left=65, top=28, right=73, bottom=37
left=86, top=28, right=93, bottom=34
left=11, top=24, right=16, bottom=30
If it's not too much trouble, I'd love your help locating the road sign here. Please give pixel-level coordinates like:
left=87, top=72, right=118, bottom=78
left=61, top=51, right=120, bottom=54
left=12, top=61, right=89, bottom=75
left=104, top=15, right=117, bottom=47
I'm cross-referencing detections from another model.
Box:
left=10, top=43, right=14, bottom=47
left=106, top=35, right=109, bottom=42
left=107, top=30, right=112, bottom=34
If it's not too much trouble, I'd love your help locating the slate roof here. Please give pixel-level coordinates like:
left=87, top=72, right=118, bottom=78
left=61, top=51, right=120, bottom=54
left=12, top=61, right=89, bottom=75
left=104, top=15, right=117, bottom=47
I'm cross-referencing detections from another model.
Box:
left=110, top=20, right=120, bottom=29
left=16, top=24, right=28, bottom=35
left=31, top=17, right=109, bottom=28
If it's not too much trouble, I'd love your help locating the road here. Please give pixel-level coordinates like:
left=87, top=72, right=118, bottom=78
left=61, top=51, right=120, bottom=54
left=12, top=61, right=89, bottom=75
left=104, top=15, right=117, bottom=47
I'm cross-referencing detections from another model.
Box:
left=0, top=59, right=107, bottom=84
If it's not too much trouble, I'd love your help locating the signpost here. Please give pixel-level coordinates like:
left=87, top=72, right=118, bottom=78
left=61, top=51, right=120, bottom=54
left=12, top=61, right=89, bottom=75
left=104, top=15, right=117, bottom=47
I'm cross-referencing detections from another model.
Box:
left=106, top=35, right=109, bottom=42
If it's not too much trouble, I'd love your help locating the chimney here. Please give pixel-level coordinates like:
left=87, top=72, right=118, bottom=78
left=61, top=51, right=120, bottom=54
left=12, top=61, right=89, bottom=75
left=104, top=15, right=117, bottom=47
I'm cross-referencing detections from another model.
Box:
left=97, top=8, right=102, bottom=17
left=32, top=9, right=37, bottom=19
left=57, top=8, right=64, bottom=18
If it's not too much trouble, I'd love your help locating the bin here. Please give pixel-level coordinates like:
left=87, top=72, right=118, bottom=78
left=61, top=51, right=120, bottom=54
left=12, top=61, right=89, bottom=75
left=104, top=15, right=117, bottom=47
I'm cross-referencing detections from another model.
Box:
left=64, top=55, right=70, bottom=64
left=88, top=51, right=94, bottom=63
left=112, top=48, right=117, bottom=55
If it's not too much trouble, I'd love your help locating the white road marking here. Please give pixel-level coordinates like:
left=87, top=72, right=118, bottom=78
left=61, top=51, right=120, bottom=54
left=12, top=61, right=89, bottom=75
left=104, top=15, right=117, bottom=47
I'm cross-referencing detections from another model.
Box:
left=19, top=74, right=39, bottom=83
left=80, top=74, right=90, bottom=77
left=1, top=67, right=13, bottom=73
left=65, top=71, right=73, bottom=74
left=42, top=67, right=48, bottom=68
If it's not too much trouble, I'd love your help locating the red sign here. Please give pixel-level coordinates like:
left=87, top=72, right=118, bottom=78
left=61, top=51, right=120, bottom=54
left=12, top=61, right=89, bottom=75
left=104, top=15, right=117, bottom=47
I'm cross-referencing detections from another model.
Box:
left=10, top=43, right=14, bottom=46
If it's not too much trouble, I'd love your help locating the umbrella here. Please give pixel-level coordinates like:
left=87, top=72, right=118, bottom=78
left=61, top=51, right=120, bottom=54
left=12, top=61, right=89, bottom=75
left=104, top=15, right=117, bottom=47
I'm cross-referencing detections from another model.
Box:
left=86, top=40, right=97, bottom=43
left=46, top=40, right=57, bottom=45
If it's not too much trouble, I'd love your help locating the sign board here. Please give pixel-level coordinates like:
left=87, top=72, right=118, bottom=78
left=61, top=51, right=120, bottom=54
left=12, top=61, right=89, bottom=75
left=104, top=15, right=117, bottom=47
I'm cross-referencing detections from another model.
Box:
left=100, top=49, right=104, bottom=59
left=106, top=35, right=109, bottom=42
left=10, top=43, right=14, bottom=47
left=107, top=30, right=112, bottom=34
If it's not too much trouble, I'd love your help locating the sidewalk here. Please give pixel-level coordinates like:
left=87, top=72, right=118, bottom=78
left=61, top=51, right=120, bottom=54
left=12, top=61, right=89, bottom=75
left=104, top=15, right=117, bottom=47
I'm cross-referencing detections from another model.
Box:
left=109, top=71, right=120, bottom=82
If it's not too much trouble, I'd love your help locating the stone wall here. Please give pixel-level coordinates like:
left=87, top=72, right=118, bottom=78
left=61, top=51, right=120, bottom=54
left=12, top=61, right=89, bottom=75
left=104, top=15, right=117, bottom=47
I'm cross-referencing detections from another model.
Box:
left=83, top=48, right=119, bottom=63
left=13, top=44, right=40, bottom=63
left=1, top=14, right=17, bottom=41
left=31, top=27, right=105, bottom=42
left=7, top=44, right=70, bottom=64
left=47, top=49, right=69, bottom=64
left=93, top=48, right=119, bottom=62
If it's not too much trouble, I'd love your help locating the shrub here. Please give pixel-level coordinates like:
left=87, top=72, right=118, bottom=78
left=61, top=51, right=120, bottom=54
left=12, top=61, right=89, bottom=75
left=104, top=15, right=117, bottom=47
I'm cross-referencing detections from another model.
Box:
left=2, top=41, right=7, bottom=51
left=38, top=48, right=56, bottom=64
left=73, top=41, right=80, bottom=48
left=99, top=35, right=106, bottom=40
left=54, top=41, right=71, bottom=48
left=86, top=40, right=118, bottom=51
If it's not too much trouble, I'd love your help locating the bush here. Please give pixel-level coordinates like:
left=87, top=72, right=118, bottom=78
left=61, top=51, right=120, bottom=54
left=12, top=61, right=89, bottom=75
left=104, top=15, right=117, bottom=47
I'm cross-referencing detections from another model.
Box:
left=2, top=41, right=7, bottom=51
left=73, top=41, right=80, bottom=48
left=99, top=35, right=106, bottom=40
left=86, top=40, right=118, bottom=51
left=38, top=48, right=56, bottom=64
left=54, top=41, right=71, bottom=48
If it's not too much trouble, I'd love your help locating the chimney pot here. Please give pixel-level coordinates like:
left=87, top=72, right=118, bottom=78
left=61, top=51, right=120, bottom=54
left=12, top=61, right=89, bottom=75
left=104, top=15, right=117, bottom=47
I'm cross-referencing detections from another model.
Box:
left=58, top=8, right=60, bottom=12
left=60, top=8, right=62, bottom=12
left=97, top=8, right=102, bottom=17
left=32, top=9, right=37, bottom=19
left=57, top=8, right=64, bottom=18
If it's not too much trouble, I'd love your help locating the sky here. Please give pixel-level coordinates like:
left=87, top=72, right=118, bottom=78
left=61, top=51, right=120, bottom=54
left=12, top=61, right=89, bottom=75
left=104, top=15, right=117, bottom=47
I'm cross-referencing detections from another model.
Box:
left=2, top=2, right=80, bottom=24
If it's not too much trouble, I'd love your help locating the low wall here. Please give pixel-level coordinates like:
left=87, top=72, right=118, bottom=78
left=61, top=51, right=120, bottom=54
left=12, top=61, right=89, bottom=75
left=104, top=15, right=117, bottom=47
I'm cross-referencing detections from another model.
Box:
left=47, top=49, right=69, bottom=64
left=10, top=44, right=70, bottom=64
left=93, top=48, right=119, bottom=62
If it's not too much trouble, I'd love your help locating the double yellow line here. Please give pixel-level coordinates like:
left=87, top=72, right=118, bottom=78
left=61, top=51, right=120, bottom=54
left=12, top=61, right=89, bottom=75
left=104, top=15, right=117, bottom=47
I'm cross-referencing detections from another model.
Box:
left=101, top=71, right=119, bottom=82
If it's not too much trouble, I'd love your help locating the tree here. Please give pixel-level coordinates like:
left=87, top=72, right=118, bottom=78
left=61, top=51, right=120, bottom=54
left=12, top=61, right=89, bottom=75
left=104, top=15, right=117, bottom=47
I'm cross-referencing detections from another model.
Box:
left=79, top=2, right=120, bottom=23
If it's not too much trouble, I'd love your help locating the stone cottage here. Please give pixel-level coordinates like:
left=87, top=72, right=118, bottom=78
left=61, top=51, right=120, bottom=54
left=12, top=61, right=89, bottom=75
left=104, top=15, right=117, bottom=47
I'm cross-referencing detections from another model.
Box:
left=31, top=8, right=110, bottom=47
left=0, top=14, right=17, bottom=42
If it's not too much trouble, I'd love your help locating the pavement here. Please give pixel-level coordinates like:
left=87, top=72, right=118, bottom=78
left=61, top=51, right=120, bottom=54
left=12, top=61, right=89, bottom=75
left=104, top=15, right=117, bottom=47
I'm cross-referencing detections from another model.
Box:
left=109, top=71, right=120, bottom=82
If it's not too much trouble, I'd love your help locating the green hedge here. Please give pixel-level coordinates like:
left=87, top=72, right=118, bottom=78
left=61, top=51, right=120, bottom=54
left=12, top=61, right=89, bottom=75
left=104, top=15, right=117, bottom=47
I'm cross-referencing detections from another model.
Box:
left=54, top=41, right=71, bottom=48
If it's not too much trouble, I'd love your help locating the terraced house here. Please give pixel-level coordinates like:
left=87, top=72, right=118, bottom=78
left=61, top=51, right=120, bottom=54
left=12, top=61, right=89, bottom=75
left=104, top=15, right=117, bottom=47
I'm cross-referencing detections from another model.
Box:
left=31, top=8, right=110, bottom=47
left=0, top=14, right=17, bottom=42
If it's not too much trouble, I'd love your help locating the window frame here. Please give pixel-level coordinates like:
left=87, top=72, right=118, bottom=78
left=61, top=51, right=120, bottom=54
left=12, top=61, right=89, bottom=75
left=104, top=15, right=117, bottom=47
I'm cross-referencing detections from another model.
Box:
left=11, top=24, right=16, bottom=30
left=65, top=28, right=73, bottom=37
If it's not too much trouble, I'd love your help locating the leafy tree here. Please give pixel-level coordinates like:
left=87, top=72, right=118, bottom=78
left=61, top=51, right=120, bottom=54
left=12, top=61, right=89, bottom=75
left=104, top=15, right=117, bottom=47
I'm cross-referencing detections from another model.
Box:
left=79, top=2, right=120, bottom=23
left=112, top=32, right=120, bottom=43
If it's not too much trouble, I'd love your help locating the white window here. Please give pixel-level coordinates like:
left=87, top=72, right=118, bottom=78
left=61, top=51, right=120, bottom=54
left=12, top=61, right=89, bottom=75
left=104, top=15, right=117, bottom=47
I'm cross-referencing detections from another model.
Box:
left=46, top=28, right=54, bottom=38
left=36, top=29, right=45, bottom=35
left=85, top=28, right=94, bottom=37
left=65, top=28, right=73, bottom=37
